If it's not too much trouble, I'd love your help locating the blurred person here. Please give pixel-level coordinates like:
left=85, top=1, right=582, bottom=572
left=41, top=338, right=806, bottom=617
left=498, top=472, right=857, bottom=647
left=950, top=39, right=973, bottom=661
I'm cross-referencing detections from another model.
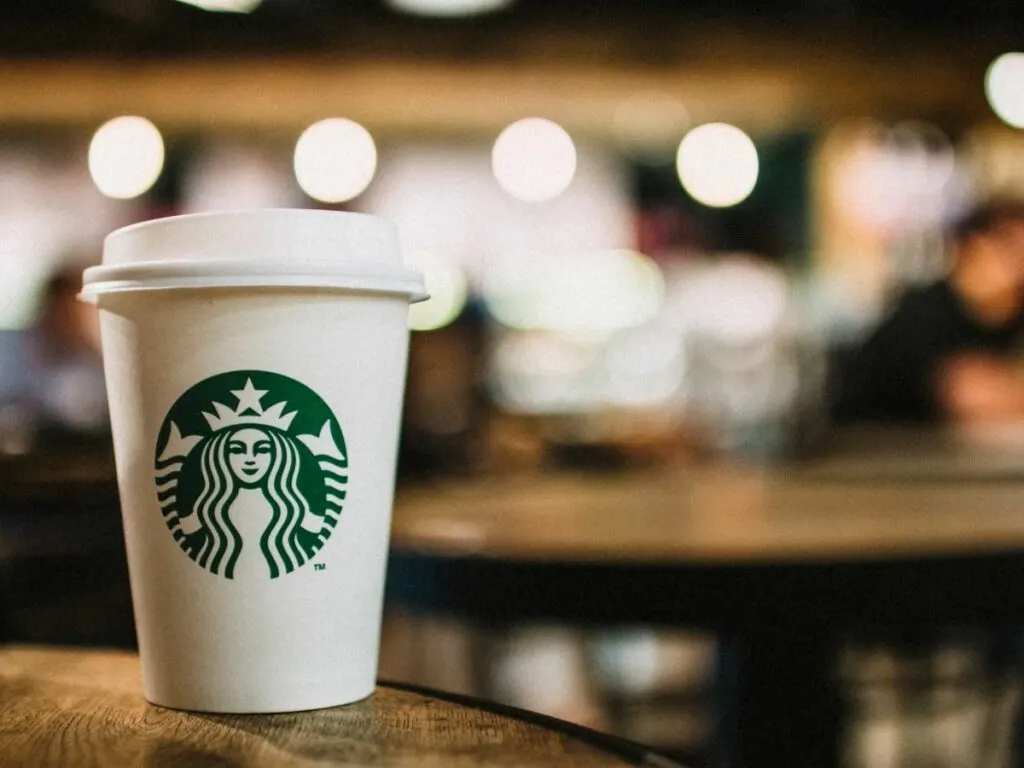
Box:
left=0, top=329, right=35, bottom=455
left=29, top=268, right=109, bottom=441
left=835, top=199, right=1024, bottom=423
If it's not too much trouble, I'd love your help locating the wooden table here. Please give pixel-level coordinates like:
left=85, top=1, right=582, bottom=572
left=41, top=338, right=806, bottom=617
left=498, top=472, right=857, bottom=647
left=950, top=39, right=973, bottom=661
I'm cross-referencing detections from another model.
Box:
left=387, top=462, right=1024, bottom=768
left=0, top=646, right=682, bottom=767
left=391, top=461, right=1024, bottom=562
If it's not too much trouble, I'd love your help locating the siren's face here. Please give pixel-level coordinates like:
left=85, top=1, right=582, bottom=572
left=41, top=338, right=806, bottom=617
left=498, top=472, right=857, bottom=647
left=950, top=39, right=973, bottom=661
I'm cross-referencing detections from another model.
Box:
left=228, top=428, right=273, bottom=487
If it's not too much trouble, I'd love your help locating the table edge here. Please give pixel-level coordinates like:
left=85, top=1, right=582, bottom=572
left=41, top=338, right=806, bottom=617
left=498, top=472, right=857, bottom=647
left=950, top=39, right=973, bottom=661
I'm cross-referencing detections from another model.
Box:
left=380, top=679, right=687, bottom=768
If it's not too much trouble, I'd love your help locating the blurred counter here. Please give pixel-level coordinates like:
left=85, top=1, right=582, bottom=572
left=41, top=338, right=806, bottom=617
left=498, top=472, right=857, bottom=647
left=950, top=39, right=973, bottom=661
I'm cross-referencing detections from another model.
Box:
left=392, top=460, right=1024, bottom=564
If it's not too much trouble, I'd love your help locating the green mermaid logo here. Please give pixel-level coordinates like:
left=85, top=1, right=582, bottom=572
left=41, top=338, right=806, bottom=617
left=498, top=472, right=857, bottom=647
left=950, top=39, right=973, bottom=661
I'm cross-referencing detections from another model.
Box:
left=154, top=371, right=348, bottom=579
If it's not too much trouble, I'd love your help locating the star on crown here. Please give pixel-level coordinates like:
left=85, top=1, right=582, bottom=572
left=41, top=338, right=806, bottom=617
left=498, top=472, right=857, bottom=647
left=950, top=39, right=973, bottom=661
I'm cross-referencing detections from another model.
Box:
left=203, top=378, right=297, bottom=432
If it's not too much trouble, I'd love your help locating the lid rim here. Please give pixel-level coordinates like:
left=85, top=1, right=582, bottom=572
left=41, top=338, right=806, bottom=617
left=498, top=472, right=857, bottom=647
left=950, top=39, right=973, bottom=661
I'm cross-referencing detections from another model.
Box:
left=82, top=260, right=427, bottom=304
left=81, top=279, right=429, bottom=303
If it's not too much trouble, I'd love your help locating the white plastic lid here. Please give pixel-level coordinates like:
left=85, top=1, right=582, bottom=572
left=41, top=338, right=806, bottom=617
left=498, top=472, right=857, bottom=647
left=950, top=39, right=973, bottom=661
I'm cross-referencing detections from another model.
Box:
left=81, top=209, right=427, bottom=303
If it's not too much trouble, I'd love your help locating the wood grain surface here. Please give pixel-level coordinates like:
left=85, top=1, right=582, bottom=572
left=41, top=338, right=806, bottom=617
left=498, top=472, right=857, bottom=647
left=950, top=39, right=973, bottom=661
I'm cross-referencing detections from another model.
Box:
left=0, top=646, right=646, bottom=767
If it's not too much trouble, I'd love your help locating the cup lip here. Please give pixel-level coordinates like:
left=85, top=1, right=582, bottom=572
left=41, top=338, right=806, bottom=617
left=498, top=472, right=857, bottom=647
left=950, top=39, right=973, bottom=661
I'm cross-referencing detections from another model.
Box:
left=81, top=259, right=429, bottom=303
left=85, top=209, right=427, bottom=303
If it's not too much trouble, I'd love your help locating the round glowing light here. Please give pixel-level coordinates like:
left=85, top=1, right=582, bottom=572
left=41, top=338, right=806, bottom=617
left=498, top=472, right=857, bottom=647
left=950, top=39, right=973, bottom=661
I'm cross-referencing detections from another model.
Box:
left=294, top=118, right=377, bottom=203
left=483, top=250, right=664, bottom=334
left=605, top=329, right=686, bottom=408
left=406, top=251, right=469, bottom=332
left=88, top=116, right=165, bottom=200
left=492, top=118, right=577, bottom=203
left=985, top=53, right=1024, bottom=129
left=176, top=0, right=262, bottom=12
left=386, top=0, right=512, bottom=16
left=676, top=123, right=759, bottom=208
left=833, top=121, right=956, bottom=233
left=683, top=260, right=788, bottom=345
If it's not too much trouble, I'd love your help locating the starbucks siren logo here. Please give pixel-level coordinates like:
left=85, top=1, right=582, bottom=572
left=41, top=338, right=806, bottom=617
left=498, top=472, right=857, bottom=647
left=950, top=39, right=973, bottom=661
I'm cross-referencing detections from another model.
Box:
left=155, top=370, right=347, bottom=579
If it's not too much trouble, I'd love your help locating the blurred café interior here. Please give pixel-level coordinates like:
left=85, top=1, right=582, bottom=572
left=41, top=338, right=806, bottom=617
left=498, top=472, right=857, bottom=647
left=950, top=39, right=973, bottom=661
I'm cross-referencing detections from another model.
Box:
left=4, top=0, right=1024, bottom=766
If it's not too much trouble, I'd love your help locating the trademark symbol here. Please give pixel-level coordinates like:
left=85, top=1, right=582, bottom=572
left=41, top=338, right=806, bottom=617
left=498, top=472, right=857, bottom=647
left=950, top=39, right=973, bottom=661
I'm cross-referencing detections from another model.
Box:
left=314, top=563, right=326, bottom=572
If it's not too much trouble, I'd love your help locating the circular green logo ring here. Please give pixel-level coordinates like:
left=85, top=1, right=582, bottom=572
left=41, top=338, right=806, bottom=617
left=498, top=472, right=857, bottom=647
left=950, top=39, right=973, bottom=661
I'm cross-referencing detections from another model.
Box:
left=154, top=370, right=348, bottom=579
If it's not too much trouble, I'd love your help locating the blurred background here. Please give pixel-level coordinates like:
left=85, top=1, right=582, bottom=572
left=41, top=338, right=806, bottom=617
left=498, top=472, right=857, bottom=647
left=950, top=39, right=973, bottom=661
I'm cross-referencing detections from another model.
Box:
left=3, top=1, right=1024, bottom=766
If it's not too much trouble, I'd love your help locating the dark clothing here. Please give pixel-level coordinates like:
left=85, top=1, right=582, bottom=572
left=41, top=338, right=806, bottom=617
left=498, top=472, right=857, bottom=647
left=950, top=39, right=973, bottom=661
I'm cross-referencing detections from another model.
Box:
left=834, top=281, right=1024, bottom=422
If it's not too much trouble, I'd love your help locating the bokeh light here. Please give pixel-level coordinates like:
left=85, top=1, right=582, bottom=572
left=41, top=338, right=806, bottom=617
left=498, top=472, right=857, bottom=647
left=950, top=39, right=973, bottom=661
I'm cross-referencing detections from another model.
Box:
left=681, top=259, right=788, bottom=345
left=176, top=0, right=263, bottom=11
left=676, top=123, right=759, bottom=208
left=88, top=116, right=165, bottom=200
left=985, top=53, right=1024, bottom=129
left=386, top=0, right=512, bottom=16
left=492, top=118, right=577, bottom=203
left=604, top=329, right=686, bottom=408
left=483, top=250, right=664, bottom=334
left=490, top=334, right=595, bottom=414
left=294, top=118, right=377, bottom=203
left=405, top=251, right=469, bottom=332
left=833, top=120, right=956, bottom=233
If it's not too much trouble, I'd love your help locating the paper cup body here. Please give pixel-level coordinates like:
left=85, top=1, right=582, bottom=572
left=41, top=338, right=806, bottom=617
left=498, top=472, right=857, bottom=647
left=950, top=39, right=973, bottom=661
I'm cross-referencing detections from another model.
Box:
left=84, top=211, right=423, bottom=713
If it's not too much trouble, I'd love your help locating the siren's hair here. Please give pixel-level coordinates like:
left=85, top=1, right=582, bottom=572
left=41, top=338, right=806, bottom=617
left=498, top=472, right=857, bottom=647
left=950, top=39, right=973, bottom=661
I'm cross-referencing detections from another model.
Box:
left=261, top=430, right=311, bottom=578
left=191, top=426, right=313, bottom=579
left=193, top=430, right=242, bottom=578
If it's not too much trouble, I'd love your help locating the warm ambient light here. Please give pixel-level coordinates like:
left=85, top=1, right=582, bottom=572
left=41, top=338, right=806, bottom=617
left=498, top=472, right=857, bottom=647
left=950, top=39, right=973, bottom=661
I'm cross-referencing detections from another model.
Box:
left=386, top=0, right=512, bottom=17
left=986, top=53, right=1024, bottom=129
left=676, top=123, right=759, bottom=208
left=682, top=259, right=789, bottom=344
left=176, top=0, right=263, bottom=12
left=613, top=92, right=689, bottom=156
left=406, top=251, right=469, bottom=332
left=483, top=250, right=664, bottom=334
left=832, top=121, right=955, bottom=232
left=88, top=116, right=165, bottom=200
left=294, top=119, right=377, bottom=203
left=492, top=118, right=577, bottom=203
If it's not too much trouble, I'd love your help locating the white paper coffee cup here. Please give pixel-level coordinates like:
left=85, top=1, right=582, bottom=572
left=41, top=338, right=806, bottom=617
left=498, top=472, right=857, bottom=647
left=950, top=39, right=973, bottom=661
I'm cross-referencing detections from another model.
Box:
left=81, top=210, right=426, bottom=713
